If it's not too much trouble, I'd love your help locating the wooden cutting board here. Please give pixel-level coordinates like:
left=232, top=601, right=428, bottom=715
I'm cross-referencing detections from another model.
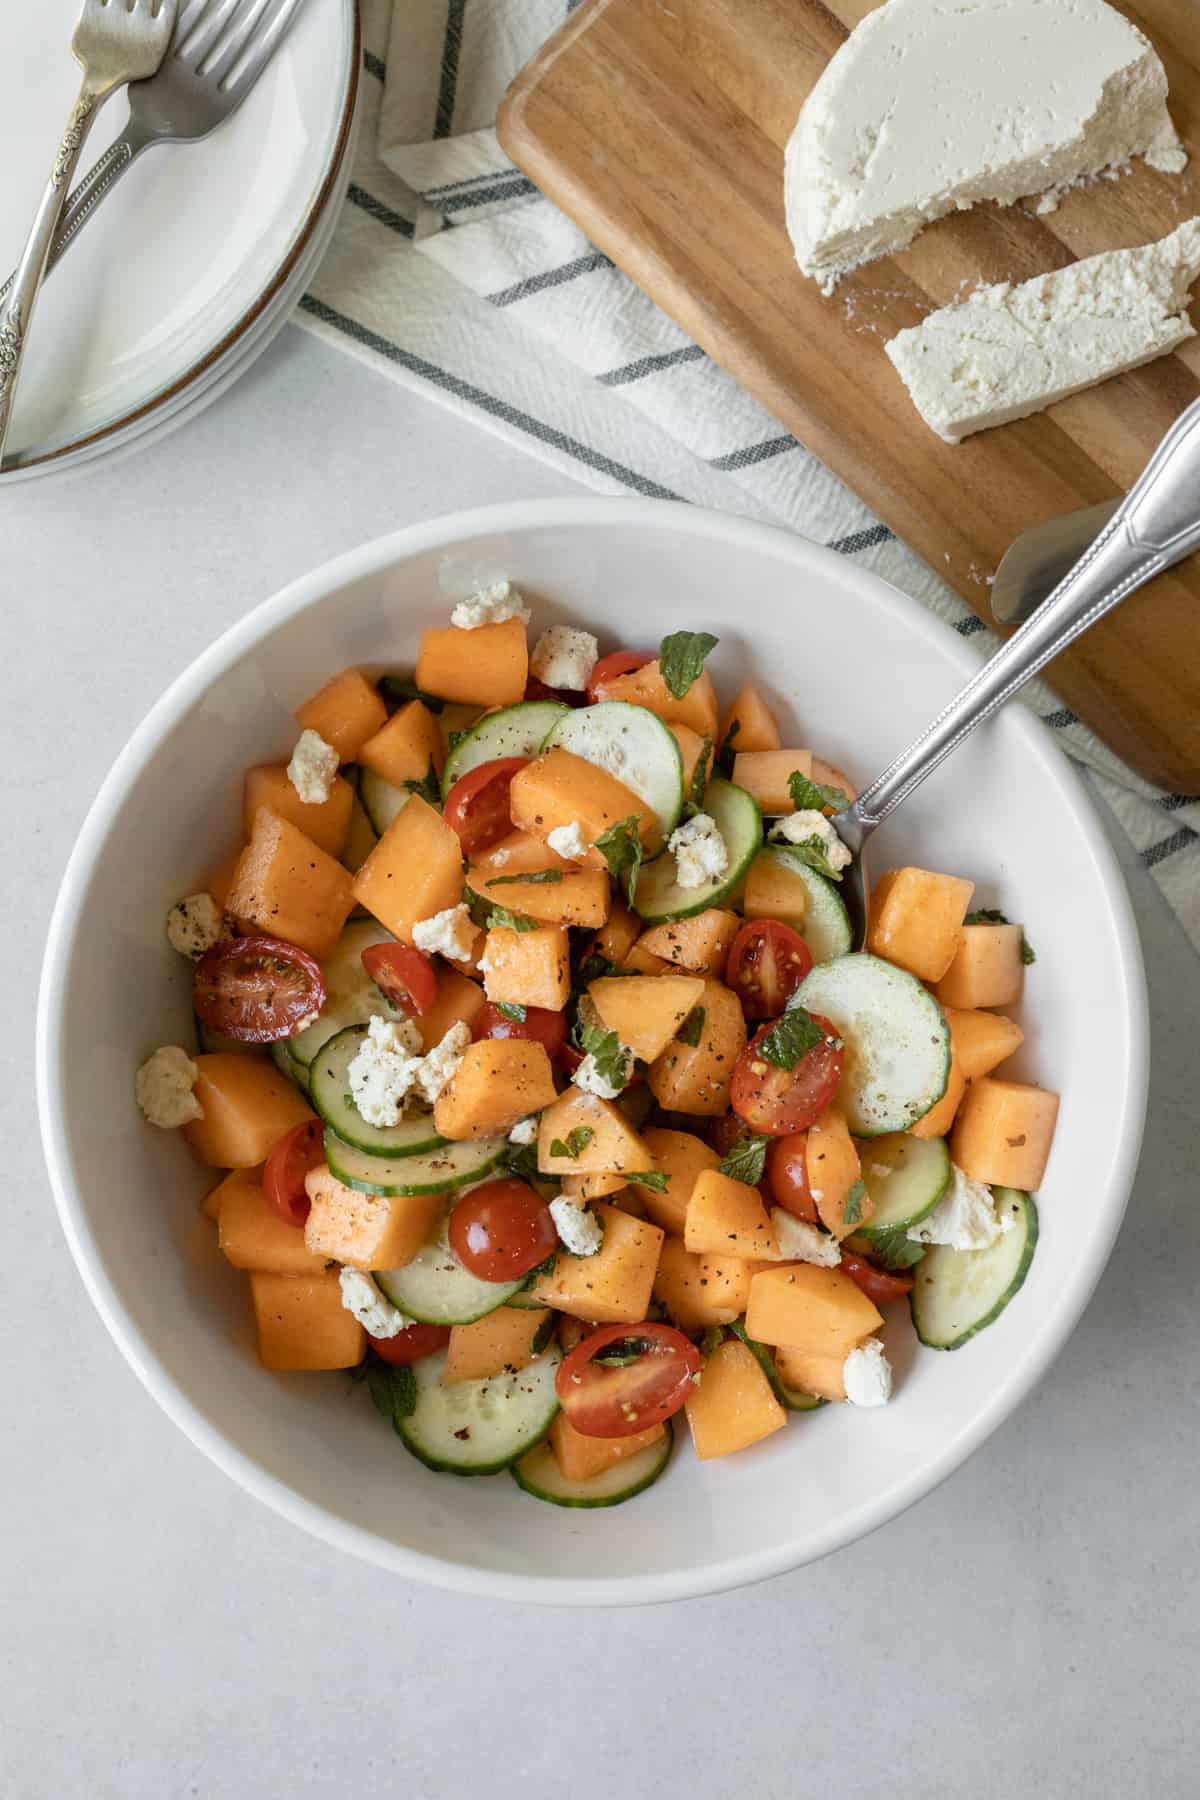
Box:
left=498, top=0, right=1200, bottom=791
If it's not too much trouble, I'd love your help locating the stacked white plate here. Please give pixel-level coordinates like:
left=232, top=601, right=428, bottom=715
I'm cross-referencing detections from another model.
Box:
left=0, top=0, right=359, bottom=482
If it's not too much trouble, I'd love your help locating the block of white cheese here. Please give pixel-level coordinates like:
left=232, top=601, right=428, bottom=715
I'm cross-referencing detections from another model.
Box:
left=885, top=219, right=1200, bottom=443
left=785, top=0, right=1187, bottom=292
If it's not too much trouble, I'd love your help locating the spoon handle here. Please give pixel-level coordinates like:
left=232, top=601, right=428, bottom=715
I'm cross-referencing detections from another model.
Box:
left=849, top=396, right=1200, bottom=831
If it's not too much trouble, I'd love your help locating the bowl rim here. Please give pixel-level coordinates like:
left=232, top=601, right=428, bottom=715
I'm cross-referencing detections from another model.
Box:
left=36, top=496, right=1149, bottom=1607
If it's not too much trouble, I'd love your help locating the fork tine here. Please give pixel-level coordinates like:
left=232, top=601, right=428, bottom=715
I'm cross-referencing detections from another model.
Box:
left=209, top=0, right=306, bottom=92
left=175, top=0, right=244, bottom=65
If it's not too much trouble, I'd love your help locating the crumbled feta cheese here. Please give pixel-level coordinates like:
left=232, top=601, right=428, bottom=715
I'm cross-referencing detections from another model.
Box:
left=165, top=892, right=229, bottom=960
left=547, top=821, right=589, bottom=861
left=770, top=1207, right=842, bottom=1267
left=412, top=1021, right=472, bottom=1106
left=529, top=625, right=599, bottom=692
left=135, top=1045, right=203, bottom=1129
left=573, top=1050, right=629, bottom=1100
left=338, top=1269, right=413, bottom=1339
left=287, top=728, right=339, bottom=805
left=450, top=581, right=531, bottom=630
left=667, top=812, right=729, bottom=889
left=347, top=1016, right=423, bottom=1127
left=770, top=809, right=852, bottom=872
left=508, top=1116, right=538, bottom=1146
left=843, top=1337, right=893, bottom=1407
left=907, top=1163, right=1015, bottom=1250
left=412, top=903, right=477, bottom=962
left=549, top=1197, right=603, bottom=1257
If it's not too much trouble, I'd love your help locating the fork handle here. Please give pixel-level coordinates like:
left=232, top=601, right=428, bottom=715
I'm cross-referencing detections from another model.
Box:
left=0, top=129, right=148, bottom=306
left=0, top=78, right=105, bottom=465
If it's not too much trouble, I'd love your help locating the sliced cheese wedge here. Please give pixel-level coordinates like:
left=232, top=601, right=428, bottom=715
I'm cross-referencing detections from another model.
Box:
left=885, top=219, right=1200, bottom=443
left=786, top=0, right=1186, bottom=293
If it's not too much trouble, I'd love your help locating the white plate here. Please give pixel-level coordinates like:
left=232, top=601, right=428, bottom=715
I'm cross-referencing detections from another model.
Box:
left=0, top=0, right=357, bottom=474
left=37, top=500, right=1148, bottom=1607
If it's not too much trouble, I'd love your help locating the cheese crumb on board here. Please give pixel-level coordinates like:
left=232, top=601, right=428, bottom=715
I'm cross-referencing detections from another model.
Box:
left=785, top=0, right=1186, bottom=292
left=450, top=582, right=531, bottom=630
left=135, top=1046, right=203, bottom=1129
left=886, top=219, right=1200, bottom=442
left=288, top=729, right=339, bottom=804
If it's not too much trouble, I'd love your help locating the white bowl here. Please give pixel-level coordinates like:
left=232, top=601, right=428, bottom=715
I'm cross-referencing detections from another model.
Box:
left=37, top=500, right=1148, bottom=1606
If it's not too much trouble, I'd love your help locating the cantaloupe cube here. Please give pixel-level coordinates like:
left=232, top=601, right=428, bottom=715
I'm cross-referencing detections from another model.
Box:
left=242, top=764, right=354, bottom=859
left=599, top=659, right=719, bottom=738
left=358, top=698, right=444, bottom=787
left=743, top=850, right=809, bottom=931
left=684, top=1169, right=780, bottom=1259
left=941, top=1007, right=1025, bottom=1081
left=352, top=793, right=464, bottom=944
left=530, top=1202, right=664, bottom=1323
left=562, top=1170, right=628, bottom=1200
left=636, top=908, right=740, bottom=977
left=909, top=1056, right=967, bottom=1140
left=183, top=1054, right=315, bottom=1168
left=934, top=923, right=1025, bottom=1009
left=414, top=968, right=486, bottom=1053
left=205, top=853, right=241, bottom=914
left=806, top=1108, right=868, bottom=1238
left=607, top=1187, right=650, bottom=1220
left=434, top=1039, right=557, bottom=1139
left=468, top=830, right=610, bottom=928
left=510, top=748, right=658, bottom=855
left=647, top=978, right=747, bottom=1116
left=481, top=923, right=570, bottom=1011
left=668, top=722, right=708, bottom=799
left=622, top=941, right=675, bottom=976
left=588, top=974, right=705, bottom=1064
left=684, top=1338, right=786, bottom=1460
left=732, top=749, right=813, bottom=814
left=774, top=1344, right=847, bottom=1402
left=217, top=1170, right=328, bottom=1275
left=639, top=1127, right=720, bottom=1234
left=227, top=810, right=356, bottom=958
left=302, top=1166, right=443, bottom=1270
left=201, top=1167, right=243, bottom=1220
left=416, top=618, right=528, bottom=706
left=652, top=1236, right=740, bottom=1329
left=536, top=1090, right=653, bottom=1177
left=866, top=866, right=975, bottom=982
left=443, top=1305, right=551, bottom=1383
left=593, top=898, right=641, bottom=966
left=721, top=682, right=780, bottom=754
left=696, top=1253, right=770, bottom=1314
left=295, top=667, right=388, bottom=763
left=249, top=1272, right=365, bottom=1371
left=549, top=1412, right=666, bottom=1482
left=745, top=1264, right=882, bottom=1354
left=950, top=1077, right=1059, bottom=1190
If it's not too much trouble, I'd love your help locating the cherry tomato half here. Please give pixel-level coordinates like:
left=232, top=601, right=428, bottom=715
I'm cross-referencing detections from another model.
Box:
left=448, top=1178, right=558, bottom=1282
left=731, top=1012, right=845, bottom=1137
left=443, top=756, right=529, bottom=858
left=524, top=676, right=587, bottom=707
left=361, top=942, right=438, bottom=1016
left=263, top=1118, right=324, bottom=1227
left=838, top=1253, right=914, bottom=1306
left=193, top=935, right=325, bottom=1043
left=725, top=919, right=814, bottom=1021
left=587, top=649, right=652, bottom=704
left=766, top=1131, right=817, bottom=1223
left=556, top=1322, right=701, bottom=1438
left=473, top=1002, right=567, bottom=1058
left=368, top=1322, right=453, bottom=1364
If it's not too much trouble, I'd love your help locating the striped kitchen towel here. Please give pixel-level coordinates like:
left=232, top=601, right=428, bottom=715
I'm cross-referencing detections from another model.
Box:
left=297, top=0, right=1200, bottom=953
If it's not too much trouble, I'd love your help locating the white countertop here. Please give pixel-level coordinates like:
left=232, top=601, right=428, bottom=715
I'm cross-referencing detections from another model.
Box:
left=6, top=327, right=1197, bottom=1798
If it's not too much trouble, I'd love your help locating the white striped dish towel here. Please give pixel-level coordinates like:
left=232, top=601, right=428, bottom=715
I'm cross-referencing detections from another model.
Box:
left=296, top=0, right=1200, bottom=955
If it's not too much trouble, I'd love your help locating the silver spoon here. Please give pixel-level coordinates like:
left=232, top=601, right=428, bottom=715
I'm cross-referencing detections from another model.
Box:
left=831, top=396, right=1200, bottom=948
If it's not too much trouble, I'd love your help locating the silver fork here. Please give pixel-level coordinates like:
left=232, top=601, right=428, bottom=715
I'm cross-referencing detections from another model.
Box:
left=0, top=0, right=177, bottom=465
left=0, top=0, right=307, bottom=303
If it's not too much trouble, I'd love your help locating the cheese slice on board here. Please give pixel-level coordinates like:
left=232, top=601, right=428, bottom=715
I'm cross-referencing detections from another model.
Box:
left=884, top=218, right=1200, bottom=443
left=785, top=0, right=1187, bottom=292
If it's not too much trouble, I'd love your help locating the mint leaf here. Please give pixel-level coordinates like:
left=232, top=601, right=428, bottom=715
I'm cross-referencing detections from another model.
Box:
left=1021, top=936, right=1037, bottom=966
left=757, top=1005, right=824, bottom=1071
left=687, top=736, right=713, bottom=815
left=495, top=1002, right=526, bottom=1022
left=627, top=1170, right=669, bottom=1193
left=719, top=1131, right=770, bottom=1186
left=842, top=1178, right=866, bottom=1226
left=525, top=1252, right=558, bottom=1281
left=861, top=1226, right=925, bottom=1272
left=573, top=949, right=633, bottom=991
left=502, top=1140, right=540, bottom=1184
left=550, top=1127, right=594, bottom=1161
left=778, top=836, right=844, bottom=883
left=378, top=675, right=444, bottom=714
left=714, top=716, right=740, bottom=778
left=364, top=1358, right=417, bottom=1432
left=404, top=759, right=441, bottom=806
left=677, top=1005, right=706, bottom=1047
left=486, top=905, right=540, bottom=933
left=486, top=869, right=563, bottom=887
left=965, top=908, right=1036, bottom=965
left=659, top=630, right=718, bottom=700
left=529, top=1314, right=555, bottom=1356
left=699, top=1324, right=726, bottom=1360
left=788, top=770, right=848, bottom=814
left=578, top=1019, right=629, bottom=1091
left=593, top=814, right=644, bottom=905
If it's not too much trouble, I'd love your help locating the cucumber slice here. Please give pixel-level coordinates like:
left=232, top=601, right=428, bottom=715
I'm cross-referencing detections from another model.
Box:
left=791, top=953, right=950, bottom=1136
left=342, top=776, right=379, bottom=873
left=196, top=1019, right=256, bottom=1055
left=396, top=1347, right=561, bottom=1475
left=440, top=699, right=569, bottom=799
left=543, top=701, right=683, bottom=848
left=287, top=920, right=402, bottom=1068
left=375, top=1213, right=529, bottom=1324
left=358, top=769, right=411, bottom=836
left=324, top=1128, right=505, bottom=1195
left=858, top=1133, right=951, bottom=1235
left=269, top=1037, right=311, bottom=1094
left=512, top=1420, right=674, bottom=1507
left=910, top=1188, right=1038, bottom=1350
left=730, top=1321, right=826, bottom=1413
left=632, top=777, right=761, bottom=922
left=309, top=1026, right=447, bottom=1158
left=759, top=848, right=852, bottom=962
